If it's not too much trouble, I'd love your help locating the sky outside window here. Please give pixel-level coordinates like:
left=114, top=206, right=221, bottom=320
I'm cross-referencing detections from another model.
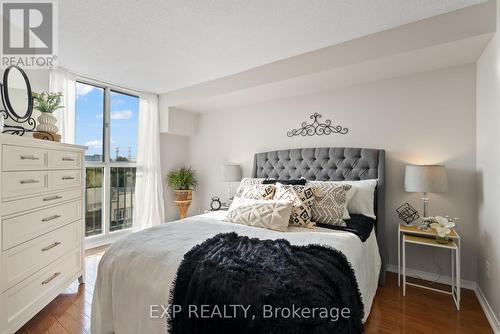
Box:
left=75, top=82, right=139, bottom=162
left=75, top=82, right=104, bottom=161
left=110, top=91, right=139, bottom=162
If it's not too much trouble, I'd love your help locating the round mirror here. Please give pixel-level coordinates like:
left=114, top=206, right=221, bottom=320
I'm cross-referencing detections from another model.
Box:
left=1, top=65, right=33, bottom=121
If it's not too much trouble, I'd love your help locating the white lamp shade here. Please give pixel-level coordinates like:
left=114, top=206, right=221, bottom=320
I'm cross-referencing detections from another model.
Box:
left=405, top=165, right=448, bottom=193
left=222, top=164, right=242, bottom=182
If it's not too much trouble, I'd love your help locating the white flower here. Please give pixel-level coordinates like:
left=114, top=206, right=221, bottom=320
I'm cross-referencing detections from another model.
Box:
left=434, top=216, right=455, bottom=229
left=430, top=217, right=454, bottom=237
left=430, top=223, right=448, bottom=237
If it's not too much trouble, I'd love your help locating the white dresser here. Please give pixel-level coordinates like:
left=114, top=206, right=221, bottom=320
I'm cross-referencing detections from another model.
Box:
left=0, top=134, right=86, bottom=334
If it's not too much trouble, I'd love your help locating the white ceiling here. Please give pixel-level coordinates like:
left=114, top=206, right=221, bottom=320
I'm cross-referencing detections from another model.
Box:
left=59, top=0, right=485, bottom=94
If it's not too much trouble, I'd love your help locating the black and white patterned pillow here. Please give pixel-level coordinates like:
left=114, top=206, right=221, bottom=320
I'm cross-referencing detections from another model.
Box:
left=239, top=184, right=276, bottom=200
left=274, top=183, right=316, bottom=228
left=234, top=177, right=265, bottom=198
left=311, top=183, right=351, bottom=226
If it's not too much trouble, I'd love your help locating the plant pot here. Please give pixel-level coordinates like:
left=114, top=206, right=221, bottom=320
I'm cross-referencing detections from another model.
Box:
left=175, top=189, right=192, bottom=201
left=36, top=113, right=59, bottom=141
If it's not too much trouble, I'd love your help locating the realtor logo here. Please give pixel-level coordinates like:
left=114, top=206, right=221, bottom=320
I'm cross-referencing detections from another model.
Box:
left=1, top=0, right=58, bottom=68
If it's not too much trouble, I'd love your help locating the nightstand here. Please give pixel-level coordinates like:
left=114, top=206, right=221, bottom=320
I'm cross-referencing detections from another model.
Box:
left=398, top=224, right=461, bottom=310
left=204, top=207, right=230, bottom=214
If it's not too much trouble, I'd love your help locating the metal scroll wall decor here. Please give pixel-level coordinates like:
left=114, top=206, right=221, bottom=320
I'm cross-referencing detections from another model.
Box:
left=287, top=112, right=349, bottom=137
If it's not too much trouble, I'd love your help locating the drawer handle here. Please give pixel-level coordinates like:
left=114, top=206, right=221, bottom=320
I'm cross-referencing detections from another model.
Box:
left=62, top=176, right=75, bottom=180
left=43, top=195, right=63, bottom=202
left=42, top=214, right=61, bottom=222
left=41, top=241, right=61, bottom=252
left=20, top=155, right=39, bottom=160
left=20, top=179, right=40, bottom=184
left=41, top=272, right=61, bottom=285
left=62, top=157, right=75, bottom=162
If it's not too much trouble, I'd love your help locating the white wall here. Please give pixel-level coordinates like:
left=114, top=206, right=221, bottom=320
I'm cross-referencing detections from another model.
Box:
left=187, top=64, right=478, bottom=281
left=476, top=0, right=500, bottom=325
left=160, top=133, right=191, bottom=221
left=25, top=70, right=50, bottom=93
left=159, top=107, right=198, bottom=136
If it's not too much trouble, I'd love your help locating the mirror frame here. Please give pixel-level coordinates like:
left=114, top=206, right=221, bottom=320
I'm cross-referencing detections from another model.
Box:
left=1, top=65, right=34, bottom=122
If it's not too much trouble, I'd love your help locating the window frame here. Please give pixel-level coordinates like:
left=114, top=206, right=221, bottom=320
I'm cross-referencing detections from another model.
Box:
left=76, top=78, right=140, bottom=248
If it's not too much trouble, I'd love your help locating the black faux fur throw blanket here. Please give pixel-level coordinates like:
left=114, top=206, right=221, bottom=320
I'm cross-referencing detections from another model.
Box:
left=168, top=232, right=364, bottom=334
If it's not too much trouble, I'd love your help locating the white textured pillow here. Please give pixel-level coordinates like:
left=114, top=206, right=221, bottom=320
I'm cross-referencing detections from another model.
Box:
left=308, top=181, right=358, bottom=220
left=234, top=177, right=265, bottom=197
left=342, top=179, right=378, bottom=219
left=226, top=197, right=293, bottom=232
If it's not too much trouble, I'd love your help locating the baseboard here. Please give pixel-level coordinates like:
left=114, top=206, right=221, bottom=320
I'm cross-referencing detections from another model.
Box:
left=475, top=285, right=500, bottom=334
left=387, top=265, right=500, bottom=333
left=387, top=264, right=475, bottom=290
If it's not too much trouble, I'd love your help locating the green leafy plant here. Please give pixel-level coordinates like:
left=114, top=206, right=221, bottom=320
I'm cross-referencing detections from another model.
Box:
left=32, top=92, right=64, bottom=113
left=167, top=167, right=198, bottom=190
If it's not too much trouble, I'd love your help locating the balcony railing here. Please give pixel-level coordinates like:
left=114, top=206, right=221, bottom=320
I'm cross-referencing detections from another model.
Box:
left=85, top=167, right=103, bottom=237
left=110, top=167, right=136, bottom=231
left=85, top=167, right=136, bottom=237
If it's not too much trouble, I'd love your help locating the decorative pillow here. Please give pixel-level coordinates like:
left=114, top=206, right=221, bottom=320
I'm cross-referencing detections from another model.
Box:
left=239, top=184, right=276, bottom=200
left=310, top=183, right=351, bottom=226
left=342, top=179, right=378, bottom=219
left=262, top=179, right=307, bottom=186
left=234, top=177, right=264, bottom=197
left=308, top=181, right=357, bottom=220
left=226, top=197, right=293, bottom=232
left=273, top=183, right=316, bottom=228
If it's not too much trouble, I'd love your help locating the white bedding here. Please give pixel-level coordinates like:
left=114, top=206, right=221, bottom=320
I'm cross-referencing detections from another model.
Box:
left=91, top=211, right=381, bottom=334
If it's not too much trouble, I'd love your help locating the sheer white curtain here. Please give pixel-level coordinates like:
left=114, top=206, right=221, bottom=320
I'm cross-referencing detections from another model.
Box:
left=133, top=93, right=165, bottom=231
left=49, top=68, right=76, bottom=143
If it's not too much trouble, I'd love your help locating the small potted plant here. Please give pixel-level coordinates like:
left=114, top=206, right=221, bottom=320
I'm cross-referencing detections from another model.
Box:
left=167, top=167, right=198, bottom=219
left=32, top=92, right=64, bottom=142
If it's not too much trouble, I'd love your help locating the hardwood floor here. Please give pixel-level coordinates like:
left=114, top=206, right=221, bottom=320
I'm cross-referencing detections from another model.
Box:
left=364, top=275, right=493, bottom=333
left=16, top=247, right=493, bottom=334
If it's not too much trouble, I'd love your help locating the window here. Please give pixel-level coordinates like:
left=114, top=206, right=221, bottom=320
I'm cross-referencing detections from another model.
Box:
left=75, top=81, right=139, bottom=239
left=110, top=91, right=139, bottom=162
left=75, top=83, right=104, bottom=162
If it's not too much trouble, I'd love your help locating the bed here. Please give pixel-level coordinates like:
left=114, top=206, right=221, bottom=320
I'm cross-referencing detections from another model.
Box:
left=91, top=147, right=387, bottom=334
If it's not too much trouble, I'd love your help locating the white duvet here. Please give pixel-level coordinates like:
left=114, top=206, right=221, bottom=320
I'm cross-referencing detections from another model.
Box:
left=91, top=211, right=381, bottom=334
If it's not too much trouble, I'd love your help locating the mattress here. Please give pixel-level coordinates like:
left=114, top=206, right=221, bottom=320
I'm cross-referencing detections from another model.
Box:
left=91, top=211, right=381, bottom=334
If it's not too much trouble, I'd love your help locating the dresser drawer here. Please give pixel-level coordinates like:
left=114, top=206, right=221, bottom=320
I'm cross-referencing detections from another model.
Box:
left=5, top=248, right=81, bottom=325
left=2, top=200, right=82, bottom=250
left=1, top=188, right=82, bottom=217
left=3, top=221, right=81, bottom=290
left=49, top=170, right=82, bottom=190
left=2, top=171, right=48, bottom=199
left=48, top=150, right=82, bottom=170
left=2, top=145, right=47, bottom=171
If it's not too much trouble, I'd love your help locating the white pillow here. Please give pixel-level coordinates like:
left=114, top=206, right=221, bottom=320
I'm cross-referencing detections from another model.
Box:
left=234, top=177, right=265, bottom=198
left=342, top=179, right=378, bottom=219
left=308, top=181, right=358, bottom=220
left=226, top=197, right=293, bottom=232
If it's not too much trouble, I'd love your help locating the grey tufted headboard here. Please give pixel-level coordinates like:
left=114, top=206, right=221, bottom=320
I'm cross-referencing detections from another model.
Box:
left=252, top=147, right=387, bottom=285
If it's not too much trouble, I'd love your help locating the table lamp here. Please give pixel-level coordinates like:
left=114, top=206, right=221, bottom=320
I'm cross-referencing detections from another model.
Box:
left=404, top=165, right=448, bottom=220
left=222, top=164, right=242, bottom=203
